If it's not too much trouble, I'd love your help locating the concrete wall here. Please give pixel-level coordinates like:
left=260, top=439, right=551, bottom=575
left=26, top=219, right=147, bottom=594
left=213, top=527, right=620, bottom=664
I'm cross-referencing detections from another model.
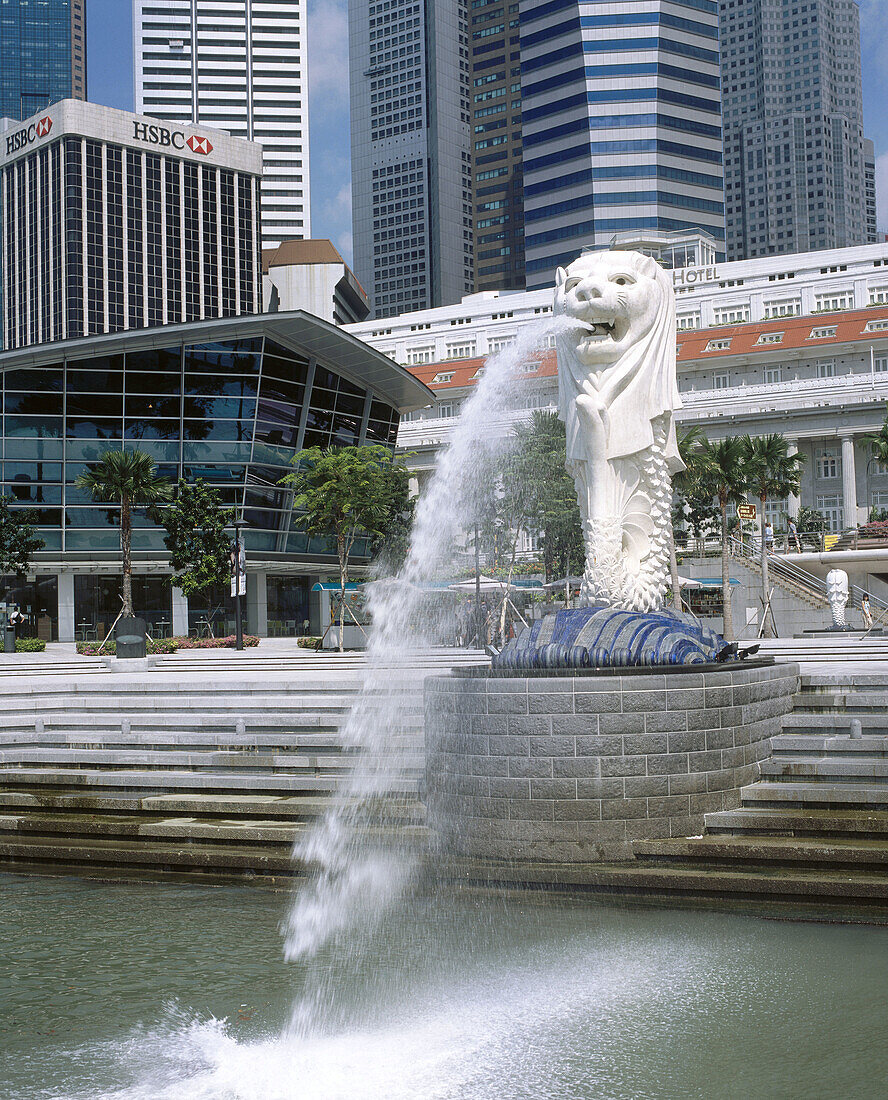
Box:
left=425, top=662, right=799, bottom=862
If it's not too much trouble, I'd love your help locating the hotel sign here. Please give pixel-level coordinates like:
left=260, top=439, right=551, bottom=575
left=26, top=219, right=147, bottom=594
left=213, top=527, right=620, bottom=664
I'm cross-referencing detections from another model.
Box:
left=673, top=265, right=720, bottom=287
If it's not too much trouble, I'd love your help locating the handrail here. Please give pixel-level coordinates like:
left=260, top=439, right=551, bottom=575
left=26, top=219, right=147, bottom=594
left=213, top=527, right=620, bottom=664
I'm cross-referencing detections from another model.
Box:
left=729, top=535, right=888, bottom=614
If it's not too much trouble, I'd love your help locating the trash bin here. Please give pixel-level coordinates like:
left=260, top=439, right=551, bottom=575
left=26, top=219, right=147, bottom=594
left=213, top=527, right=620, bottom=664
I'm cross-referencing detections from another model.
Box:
left=116, top=616, right=147, bottom=659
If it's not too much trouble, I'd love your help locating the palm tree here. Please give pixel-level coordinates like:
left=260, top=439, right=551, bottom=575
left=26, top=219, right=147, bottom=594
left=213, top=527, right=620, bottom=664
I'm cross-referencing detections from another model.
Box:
left=77, top=450, right=172, bottom=619
left=669, top=426, right=707, bottom=613
left=694, top=436, right=750, bottom=641
left=741, top=434, right=805, bottom=637
left=860, top=412, right=888, bottom=467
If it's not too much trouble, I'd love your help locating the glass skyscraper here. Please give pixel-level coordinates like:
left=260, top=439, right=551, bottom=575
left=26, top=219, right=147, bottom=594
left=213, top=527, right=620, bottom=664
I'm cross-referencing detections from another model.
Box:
left=519, top=0, right=725, bottom=292
left=720, top=0, right=872, bottom=260
left=0, top=0, right=86, bottom=121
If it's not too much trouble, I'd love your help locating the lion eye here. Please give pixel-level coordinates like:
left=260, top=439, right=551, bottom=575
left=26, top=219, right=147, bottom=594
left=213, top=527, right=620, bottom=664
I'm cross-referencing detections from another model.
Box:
left=564, top=277, right=581, bottom=292
left=610, top=275, right=635, bottom=286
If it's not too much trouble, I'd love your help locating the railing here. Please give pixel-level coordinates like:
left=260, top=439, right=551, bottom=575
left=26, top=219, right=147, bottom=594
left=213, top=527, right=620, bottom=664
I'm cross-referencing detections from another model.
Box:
left=729, top=535, right=888, bottom=618
left=679, top=372, right=888, bottom=420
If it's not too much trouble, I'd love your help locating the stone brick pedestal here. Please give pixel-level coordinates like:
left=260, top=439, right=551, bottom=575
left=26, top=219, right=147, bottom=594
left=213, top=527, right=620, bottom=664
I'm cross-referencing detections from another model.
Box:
left=425, top=662, right=799, bottom=862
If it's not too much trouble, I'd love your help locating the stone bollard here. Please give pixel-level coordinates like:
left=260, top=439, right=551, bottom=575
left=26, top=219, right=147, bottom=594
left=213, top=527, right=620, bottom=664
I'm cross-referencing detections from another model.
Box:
left=236, top=718, right=246, bottom=737
left=850, top=718, right=863, bottom=739
left=35, top=717, right=44, bottom=735
left=121, top=717, right=131, bottom=737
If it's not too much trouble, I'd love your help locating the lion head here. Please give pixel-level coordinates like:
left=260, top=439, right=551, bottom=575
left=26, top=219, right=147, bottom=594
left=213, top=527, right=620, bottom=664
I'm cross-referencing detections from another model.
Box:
left=554, top=250, right=670, bottom=369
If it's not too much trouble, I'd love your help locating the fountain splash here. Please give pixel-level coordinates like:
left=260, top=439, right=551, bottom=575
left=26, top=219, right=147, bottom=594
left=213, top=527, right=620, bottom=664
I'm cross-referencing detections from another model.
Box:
left=282, top=318, right=559, bottom=1035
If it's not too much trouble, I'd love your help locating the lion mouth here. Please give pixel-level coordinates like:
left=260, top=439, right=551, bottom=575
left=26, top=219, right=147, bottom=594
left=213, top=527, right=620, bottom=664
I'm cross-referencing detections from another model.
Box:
left=572, top=316, right=627, bottom=346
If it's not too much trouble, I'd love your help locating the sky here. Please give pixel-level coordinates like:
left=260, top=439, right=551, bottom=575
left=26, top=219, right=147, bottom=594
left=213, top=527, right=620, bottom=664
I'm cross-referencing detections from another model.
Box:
left=88, top=0, right=888, bottom=271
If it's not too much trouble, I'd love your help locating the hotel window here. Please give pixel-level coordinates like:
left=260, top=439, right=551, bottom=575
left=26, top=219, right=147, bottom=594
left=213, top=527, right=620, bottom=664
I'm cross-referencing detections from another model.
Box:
left=763, top=299, right=801, bottom=318
left=875, top=357, right=888, bottom=373
left=437, top=401, right=458, bottom=419
left=445, top=342, right=475, bottom=360
left=814, top=290, right=854, bottom=312
left=865, top=320, right=888, bottom=333
left=713, top=373, right=730, bottom=389
left=868, top=286, right=888, bottom=306
left=815, top=449, right=839, bottom=479
left=406, top=347, right=435, bottom=365
left=764, top=366, right=782, bottom=384
left=756, top=333, right=784, bottom=346
left=872, top=491, right=888, bottom=509
left=488, top=335, right=516, bottom=353
left=816, top=360, right=836, bottom=378
left=705, top=338, right=732, bottom=352
left=809, top=326, right=837, bottom=339
left=815, top=494, right=843, bottom=533
left=713, top=305, right=750, bottom=326
left=432, top=371, right=454, bottom=384
left=764, top=498, right=788, bottom=526
left=677, top=312, right=701, bottom=331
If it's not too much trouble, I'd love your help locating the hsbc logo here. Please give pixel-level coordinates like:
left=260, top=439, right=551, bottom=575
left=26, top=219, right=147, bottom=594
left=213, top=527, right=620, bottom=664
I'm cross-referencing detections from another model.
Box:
left=5, top=115, right=53, bottom=156
left=186, top=134, right=213, bottom=155
left=133, top=121, right=213, bottom=156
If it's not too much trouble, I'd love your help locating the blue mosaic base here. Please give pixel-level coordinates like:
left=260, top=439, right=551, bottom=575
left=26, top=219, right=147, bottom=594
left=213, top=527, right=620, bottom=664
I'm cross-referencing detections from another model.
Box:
left=493, top=607, right=726, bottom=670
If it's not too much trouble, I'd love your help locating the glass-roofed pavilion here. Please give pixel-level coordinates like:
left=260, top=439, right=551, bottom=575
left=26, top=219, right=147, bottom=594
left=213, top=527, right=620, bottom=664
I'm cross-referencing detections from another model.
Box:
left=0, top=311, right=432, bottom=642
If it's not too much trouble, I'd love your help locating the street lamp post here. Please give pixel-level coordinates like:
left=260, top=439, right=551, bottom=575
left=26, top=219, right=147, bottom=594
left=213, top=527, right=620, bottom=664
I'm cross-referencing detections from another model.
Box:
left=231, top=517, right=247, bottom=651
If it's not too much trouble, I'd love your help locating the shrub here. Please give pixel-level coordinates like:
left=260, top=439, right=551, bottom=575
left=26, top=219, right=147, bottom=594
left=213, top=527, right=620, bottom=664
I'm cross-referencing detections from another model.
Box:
left=173, top=634, right=260, bottom=649
left=15, top=637, right=46, bottom=652
left=75, top=637, right=179, bottom=656
left=296, top=636, right=322, bottom=649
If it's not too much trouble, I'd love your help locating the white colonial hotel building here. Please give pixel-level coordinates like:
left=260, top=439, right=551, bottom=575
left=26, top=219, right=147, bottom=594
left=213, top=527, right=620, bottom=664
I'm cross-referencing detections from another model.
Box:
left=347, top=233, right=888, bottom=538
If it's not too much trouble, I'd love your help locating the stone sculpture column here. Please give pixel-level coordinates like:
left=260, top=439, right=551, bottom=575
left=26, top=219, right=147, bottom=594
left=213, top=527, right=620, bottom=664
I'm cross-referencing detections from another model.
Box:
left=840, top=433, right=857, bottom=531
left=787, top=438, right=801, bottom=520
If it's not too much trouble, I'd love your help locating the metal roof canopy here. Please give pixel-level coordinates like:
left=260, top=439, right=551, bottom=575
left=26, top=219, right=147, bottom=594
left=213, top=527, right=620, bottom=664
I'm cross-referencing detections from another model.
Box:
left=0, top=310, right=433, bottom=413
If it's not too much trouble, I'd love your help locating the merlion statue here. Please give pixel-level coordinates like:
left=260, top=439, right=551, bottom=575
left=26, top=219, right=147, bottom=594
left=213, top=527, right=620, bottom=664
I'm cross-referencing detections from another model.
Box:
left=826, top=568, right=849, bottom=629
left=554, top=249, right=682, bottom=611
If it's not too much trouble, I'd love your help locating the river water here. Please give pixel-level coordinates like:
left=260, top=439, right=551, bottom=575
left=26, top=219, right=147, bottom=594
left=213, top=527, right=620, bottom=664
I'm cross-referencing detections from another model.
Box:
left=2, top=874, right=887, bottom=1100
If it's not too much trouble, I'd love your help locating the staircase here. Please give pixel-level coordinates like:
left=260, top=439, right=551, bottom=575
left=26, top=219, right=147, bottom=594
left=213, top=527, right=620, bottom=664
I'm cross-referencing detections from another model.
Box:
left=621, top=672, right=888, bottom=921
left=0, top=651, right=487, bottom=885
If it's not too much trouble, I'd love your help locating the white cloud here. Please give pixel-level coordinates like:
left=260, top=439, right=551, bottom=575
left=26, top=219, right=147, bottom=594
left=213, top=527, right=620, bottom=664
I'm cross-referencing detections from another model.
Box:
left=306, top=0, right=350, bottom=121
left=336, top=231, right=354, bottom=267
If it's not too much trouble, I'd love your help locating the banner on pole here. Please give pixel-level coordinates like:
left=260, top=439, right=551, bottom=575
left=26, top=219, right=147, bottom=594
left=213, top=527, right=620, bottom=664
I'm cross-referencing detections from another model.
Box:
left=229, top=536, right=246, bottom=596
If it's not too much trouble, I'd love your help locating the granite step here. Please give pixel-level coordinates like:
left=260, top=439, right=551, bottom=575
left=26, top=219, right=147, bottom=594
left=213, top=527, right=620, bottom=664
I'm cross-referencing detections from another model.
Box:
left=0, top=766, right=419, bottom=794
left=780, top=715, right=888, bottom=735
left=0, top=747, right=423, bottom=772
left=0, top=811, right=428, bottom=846
left=771, top=733, right=888, bottom=754
left=703, top=806, right=888, bottom=837
left=739, top=781, right=888, bottom=809
left=633, top=835, right=888, bottom=870
left=0, top=788, right=424, bottom=822
left=759, top=758, right=888, bottom=781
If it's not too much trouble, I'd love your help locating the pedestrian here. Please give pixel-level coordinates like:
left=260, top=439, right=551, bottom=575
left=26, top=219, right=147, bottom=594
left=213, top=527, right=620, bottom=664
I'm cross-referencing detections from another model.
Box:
left=862, top=592, right=873, bottom=630
left=787, top=517, right=801, bottom=553
left=764, top=521, right=775, bottom=552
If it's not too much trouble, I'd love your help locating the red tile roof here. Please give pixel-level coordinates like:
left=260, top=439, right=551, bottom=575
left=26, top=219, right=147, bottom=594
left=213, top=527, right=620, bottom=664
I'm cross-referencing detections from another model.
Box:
left=404, top=305, right=888, bottom=393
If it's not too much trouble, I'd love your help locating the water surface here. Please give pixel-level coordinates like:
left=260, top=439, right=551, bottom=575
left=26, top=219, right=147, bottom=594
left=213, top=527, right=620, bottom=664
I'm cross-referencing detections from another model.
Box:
left=2, top=875, right=887, bottom=1100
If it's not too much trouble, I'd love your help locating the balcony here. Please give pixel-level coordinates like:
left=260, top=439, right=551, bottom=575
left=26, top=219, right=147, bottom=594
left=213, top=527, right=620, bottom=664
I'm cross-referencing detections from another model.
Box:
left=678, top=372, right=888, bottom=421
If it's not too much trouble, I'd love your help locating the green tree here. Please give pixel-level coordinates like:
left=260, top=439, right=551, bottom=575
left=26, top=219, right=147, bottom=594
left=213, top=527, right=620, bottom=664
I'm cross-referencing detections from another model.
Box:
left=860, top=411, right=888, bottom=469
left=741, top=434, right=805, bottom=637
left=693, top=436, right=750, bottom=641
left=669, top=425, right=707, bottom=611
left=509, top=411, right=583, bottom=582
left=76, top=450, right=172, bottom=619
left=161, top=479, right=234, bottom=597
left=280, top=445, right=412, bottom=650
left=0, top=496, right=45, bottom=595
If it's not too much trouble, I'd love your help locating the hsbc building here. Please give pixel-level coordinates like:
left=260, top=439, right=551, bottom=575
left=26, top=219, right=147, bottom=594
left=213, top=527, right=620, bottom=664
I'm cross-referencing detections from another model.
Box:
left=0, top=100, right=264, bottom=351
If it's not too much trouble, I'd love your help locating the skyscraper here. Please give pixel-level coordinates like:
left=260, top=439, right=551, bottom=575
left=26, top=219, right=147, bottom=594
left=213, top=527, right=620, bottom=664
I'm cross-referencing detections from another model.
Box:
left=720, top=0, right=869, bottom=259
left=0, top=100, right=262, bottom=351
left=518, top=0, right=725, bottom=292
left=0, top=0, right=86, bottom=121
left=470, top=2, right=524, bottom=292
left=133, top=0, right=308, bottom=248
left=349, top=0, right=473, bottom=317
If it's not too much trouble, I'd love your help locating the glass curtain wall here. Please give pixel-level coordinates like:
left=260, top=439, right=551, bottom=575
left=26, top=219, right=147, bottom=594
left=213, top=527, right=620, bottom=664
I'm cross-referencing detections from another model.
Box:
left=0, top=336, right=401, bottom=560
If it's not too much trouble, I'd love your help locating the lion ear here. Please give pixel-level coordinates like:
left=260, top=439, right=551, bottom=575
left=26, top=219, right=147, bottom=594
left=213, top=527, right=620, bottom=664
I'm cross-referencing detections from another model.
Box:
left=555, top=267, right=567, bottom=287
